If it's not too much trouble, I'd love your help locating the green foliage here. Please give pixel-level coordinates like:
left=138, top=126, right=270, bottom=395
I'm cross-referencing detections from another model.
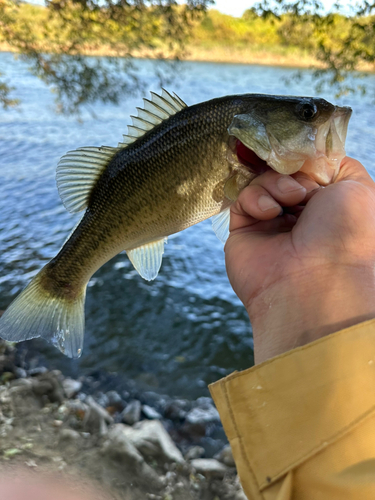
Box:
left=1, top=0, right=375, bottom=111
left=0, top=0, right=213, bottom=113
left=253, top=1, right=375, bottom=97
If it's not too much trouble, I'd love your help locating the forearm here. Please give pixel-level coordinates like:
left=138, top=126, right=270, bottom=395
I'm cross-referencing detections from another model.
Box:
left=247, top=264, right=375, bottom=364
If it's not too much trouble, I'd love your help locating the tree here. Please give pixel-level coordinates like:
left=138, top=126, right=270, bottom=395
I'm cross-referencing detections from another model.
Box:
left=0, top=0, right=212, bottom=113
left=252, top=0, right=375, bottom=98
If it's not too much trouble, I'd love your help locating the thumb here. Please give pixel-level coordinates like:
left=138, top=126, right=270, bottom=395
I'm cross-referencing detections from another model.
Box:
left=336, top=156, right=373, bottom=186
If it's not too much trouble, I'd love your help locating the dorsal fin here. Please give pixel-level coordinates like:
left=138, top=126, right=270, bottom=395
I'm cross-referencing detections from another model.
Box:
left=56, top=146, right=120, bottom=213
left=117, top=89, right=187, bottom=148
left=57, top=90, right=187, bottom=213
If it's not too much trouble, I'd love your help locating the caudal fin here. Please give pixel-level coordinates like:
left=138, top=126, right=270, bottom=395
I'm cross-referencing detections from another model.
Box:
left=0, top=269, right=86, bottom=358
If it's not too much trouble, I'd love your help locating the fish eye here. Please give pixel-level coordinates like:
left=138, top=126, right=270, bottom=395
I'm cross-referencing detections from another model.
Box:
left=298, top=102, right=318, bottom=121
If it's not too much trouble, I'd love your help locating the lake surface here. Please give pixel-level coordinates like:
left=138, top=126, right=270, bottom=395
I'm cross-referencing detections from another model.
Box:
left=1, top=53, right=375, bottom=399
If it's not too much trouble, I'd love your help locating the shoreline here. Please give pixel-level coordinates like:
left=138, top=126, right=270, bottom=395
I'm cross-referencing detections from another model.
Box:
left=0, top=42, right=321, bottom=70
left=0, top=338, right=243, bottom=499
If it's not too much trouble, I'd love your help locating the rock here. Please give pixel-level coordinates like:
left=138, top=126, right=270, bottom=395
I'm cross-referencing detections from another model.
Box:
left=121, top=400, right=141, bottom=425
left=13, top=367, right=27, bottom=379
left=234, top=476, right=248, bottom=500
left=163, top=399, right=190, bottom=421
left=103, top=426, right=163, bottom=489
left=184, top=400, right=221, bottom=437
left=106, top=390, right=125, bottom=410
left=186, top=406, right=220, bottom=426
left=142, top=404, right=162, bottom=420
left=190, top=459, right=228, bottom=478
left=110, top=421, right=185, bottom=464
left=235, top=489, right=248, bottom=500
left=214, top=444, right=236, bottom=468
left=31, top=372, right=65, bottom=404
left=84, top=395, right=113, bottom=435
left=9, top=383, right=42, bottom=417
left=185, top=446, right=205, bottom=461
left=28, top=366, right=48, bottom=376
left=59, top=428, right=81, bottom=442
left=62, top=378, right=82, bottom=399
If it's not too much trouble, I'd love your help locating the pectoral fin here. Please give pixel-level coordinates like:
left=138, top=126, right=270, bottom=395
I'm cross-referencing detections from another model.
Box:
left=127, top=238, right=167, bottom=281
left=224, top=175, right=241, bottom=202
left=212, top=208, right=231, bottom=244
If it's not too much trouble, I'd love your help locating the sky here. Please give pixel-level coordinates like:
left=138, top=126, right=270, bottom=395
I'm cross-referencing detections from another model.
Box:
left=212, top=0, right=350, bottom=17
left=28, top=0, right=352, bottom=15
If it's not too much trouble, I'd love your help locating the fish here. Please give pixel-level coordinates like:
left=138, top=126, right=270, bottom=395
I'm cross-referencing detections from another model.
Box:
left=0, top=90, right=352, bottom=358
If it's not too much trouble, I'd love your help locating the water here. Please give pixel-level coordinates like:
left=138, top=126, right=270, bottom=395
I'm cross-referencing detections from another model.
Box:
left=1, top=53, right=375, bottom=399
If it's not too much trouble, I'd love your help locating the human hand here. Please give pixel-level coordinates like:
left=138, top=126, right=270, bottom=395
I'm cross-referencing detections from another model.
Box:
left=225, top=157, right=375, bottom=363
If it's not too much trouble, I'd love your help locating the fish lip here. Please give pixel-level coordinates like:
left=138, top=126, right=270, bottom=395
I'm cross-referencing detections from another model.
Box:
left=299, top=105, right=352, bottom=185
left=332, top=105, right=352, bottom=145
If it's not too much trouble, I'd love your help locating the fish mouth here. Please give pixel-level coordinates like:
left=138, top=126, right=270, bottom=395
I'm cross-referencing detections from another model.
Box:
left=235, top=138, right=272, bottom=175
left=298, top=105, right=352, bottom=185
left=233, top=105, right=352, bottom=185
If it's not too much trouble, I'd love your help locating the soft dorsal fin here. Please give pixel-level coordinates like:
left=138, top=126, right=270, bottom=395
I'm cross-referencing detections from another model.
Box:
left=127, top=238, right=167, bottom=281
left=56, top=146, right=120, bottom=213
left=57, top=89, right=187, bottom=214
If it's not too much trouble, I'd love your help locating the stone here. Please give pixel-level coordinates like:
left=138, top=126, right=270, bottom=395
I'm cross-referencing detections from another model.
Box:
left=142, top=404, right=162, bottom=420
left=103, top=426, right=163, bottom=489
left=111, top=421, right=184, bottom=464
left=214, top=444, right=236, bottom=468
left=185, top=446, right=205, bottom=461
left=62, top=378, right=82, bottom=399
left=163, top=399, right=190, bottom=421
left=31, top=372, right=65, bottom=404
left=121, top=400, right=141, bottom=425
left=190, top=459, right=228, bottom=478
left=84, top=395, right=113, bottom=435
left=184, top=401, right=221, bottom=437
left=9, top=383, right=42, bottom=417
left=13, top=367, right=27, bottom=379
left=186, top=406, right=220, bottom=426
left=28, top=366, right=48, bottom=376
left=59, top=428, right=81, bottom=442
left=106, top=390, right=125, bottom=411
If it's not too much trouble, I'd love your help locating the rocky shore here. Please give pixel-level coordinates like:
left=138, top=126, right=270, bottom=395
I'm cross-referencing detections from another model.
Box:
left=0, top=340, right=246, bottom=500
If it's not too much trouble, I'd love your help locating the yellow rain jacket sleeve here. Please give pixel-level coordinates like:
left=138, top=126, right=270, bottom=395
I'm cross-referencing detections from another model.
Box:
left=209, top=319, right=375, bottom=500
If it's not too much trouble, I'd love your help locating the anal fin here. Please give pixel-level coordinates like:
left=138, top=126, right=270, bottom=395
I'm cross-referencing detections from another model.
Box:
left=127, top=238, right=167, bottom=281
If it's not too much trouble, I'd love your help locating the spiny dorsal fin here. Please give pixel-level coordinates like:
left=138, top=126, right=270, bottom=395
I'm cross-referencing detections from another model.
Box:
left=56, top=146, right=120, bottom=213
left=117, top=89, right=187, bottom=148
left=57, top=90, right=187, bottom=213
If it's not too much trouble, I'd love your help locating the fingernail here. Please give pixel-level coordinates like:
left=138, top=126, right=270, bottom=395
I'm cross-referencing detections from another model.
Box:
left=277, top=176, right=305, bottom=194
left=258, top=195, right=281, bottom=212
left=294, top=177, right=320, bottom=193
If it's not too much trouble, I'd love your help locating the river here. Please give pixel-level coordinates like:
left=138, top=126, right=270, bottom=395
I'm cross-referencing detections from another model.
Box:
left=1, top=53, right=374, bottom=399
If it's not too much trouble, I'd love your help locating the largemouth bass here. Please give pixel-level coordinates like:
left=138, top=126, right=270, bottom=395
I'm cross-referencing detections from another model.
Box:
left=0, top=90, right=351, bottom=358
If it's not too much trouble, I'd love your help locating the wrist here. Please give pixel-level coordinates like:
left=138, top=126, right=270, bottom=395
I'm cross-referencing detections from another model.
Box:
left=247, top=264, right=375, bottom=364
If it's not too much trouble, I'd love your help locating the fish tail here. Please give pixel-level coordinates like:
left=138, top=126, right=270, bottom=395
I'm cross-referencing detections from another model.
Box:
left=0, top=267, right=86, bottom=358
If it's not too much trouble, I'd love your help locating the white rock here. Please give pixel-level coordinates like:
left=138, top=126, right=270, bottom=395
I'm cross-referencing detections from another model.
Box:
left=191, top=458, right=228, bottom=478
left=186, top=404, right=220, bottom=425
left=121, top=400, right=141, bottom=425
left=109, top=421, right=184, bottom=464
left=103, top=426, right=163, bottom=489
left=185, top=446, right=205, bottom=461
left=62, top=378, right=82, bottom=399
left=86, top=396, right=113, bottom=423
left=142, top=404, right=162, bottom=420
left=214, top=444, right=236, bottom=467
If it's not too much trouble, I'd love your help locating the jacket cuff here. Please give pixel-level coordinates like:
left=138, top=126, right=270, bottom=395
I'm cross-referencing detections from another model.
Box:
left=209, top=319, right=375, bottom=497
